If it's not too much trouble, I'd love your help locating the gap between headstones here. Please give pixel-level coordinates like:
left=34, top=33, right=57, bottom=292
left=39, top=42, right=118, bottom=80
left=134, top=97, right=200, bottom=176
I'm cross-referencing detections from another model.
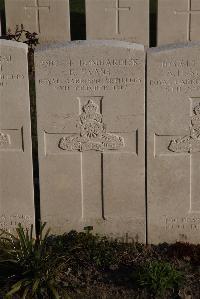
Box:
left=28, top=51, right=41, bottom=235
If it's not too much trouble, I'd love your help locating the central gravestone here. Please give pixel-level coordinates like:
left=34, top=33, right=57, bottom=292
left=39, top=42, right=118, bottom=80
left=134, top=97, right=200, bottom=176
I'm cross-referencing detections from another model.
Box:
left=148, top=42, right=200, bottom=244
left=35, top=41, right=145, bottom=241
left=0, top=40, right=34, bottom=232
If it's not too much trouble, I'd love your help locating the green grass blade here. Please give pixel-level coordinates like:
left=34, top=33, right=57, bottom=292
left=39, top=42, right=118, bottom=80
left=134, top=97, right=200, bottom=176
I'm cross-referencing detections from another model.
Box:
left=16, top=225, right=29, bottom=256
left=32, top=278, right=40, bottom=295
left=22, top=287, right=29, bottom=299
left=43, top=228, right=51, bottom=243
left=39, top=222, right=47, bottom=240
left=6, top=279, right=25, bottom=297
left=0, top=230, right=18, bottom=241
left=48, top=284, right=61, bottom=299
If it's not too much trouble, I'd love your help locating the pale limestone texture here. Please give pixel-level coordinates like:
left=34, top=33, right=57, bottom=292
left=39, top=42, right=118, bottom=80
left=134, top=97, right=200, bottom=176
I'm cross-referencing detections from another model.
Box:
left=148, top=42, right=200, bottom=244
left=35, top=40, right=145, bottom=242
left=0, top=40, right=34, bottom=232
left=86, top=0, right=149, bottom=46
left=158, top=0, right=200, bottom=46
left=5, top=0, right=70, bottom=43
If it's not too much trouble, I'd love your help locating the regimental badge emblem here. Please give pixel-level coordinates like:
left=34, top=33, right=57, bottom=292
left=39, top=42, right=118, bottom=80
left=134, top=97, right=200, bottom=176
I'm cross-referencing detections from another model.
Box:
left=59, top=99, right=125, bottom=152
left=168, top=103, right=200, bottom=153
left=0, top=132, right=10, bottom=146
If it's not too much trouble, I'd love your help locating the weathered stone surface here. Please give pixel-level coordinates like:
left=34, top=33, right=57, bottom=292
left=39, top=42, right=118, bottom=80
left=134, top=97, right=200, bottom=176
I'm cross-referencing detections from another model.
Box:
left=0, top=40, right=34, bottom=232
left=147, top=42, right=200, bottom=244
left=35, top=40, right=145, bottom=241
left=86, top=0, right=149, bottom=46
left=5, top=0, right=70, bottom=43
left=158, top=0, right=200, bottom=45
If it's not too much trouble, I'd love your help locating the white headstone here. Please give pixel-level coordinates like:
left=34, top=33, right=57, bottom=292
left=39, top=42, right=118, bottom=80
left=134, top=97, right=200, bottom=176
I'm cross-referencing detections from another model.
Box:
left=148, top=42, right=200, bottom=244
left=5, top=0, right=71, bottom=43
left=35, top=40, right=146, bottom=241
left=0, top=12, right=2, bottom=36
left=158, top=0, right=200, bottom=45
left=86, top=0, right=149, bottom=46
left=0, top=40, right=34, bottom=232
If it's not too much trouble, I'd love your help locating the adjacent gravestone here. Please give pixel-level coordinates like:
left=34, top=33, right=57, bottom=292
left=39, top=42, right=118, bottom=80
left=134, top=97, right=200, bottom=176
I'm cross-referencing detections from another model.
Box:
left=5, top=0, right=70, bottom=43
left=148, top=42, right=200, bottom=244
left=0, top=40, right=34, bottom=232
left=0, top=12, right=2, bottom=36
left=86, top=0, right=149, bottom=46
left=158, top=0, right=200, bottom=45
left=35, top=40, right=145, bottom=241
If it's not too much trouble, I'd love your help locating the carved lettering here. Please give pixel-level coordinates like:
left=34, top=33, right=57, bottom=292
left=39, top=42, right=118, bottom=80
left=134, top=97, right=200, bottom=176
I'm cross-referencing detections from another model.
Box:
left=161, top=59, right=196, bottom=68
left=38, top=56, right=142, bottom=92
left=0, top=55, right=12, bottom=63
left=164, top=215, right=200, bottom=231
left=39, top=76, right=141, bottom=92
left=0, top=74, right=24, bottom=80
left=79, top=58, right=139, bottom=67
left=0, top=214, right=32, bottom=232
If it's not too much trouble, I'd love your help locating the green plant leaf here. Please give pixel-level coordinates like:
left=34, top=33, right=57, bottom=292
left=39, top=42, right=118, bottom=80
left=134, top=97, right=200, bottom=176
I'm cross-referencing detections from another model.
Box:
left=39, top=222, right=47, bottom=240
left=0, top=229, right=18, bottom=240
left=137, top=260, right=183, bottom=296
left=16, top=224, right=29, bottom=256
left=22, top=287, right=29, bottom=299
left=48, top=283, right=61, bottom=299
left=6, top=279, right=25, bottom=297
left=0, top=259, right=18, bottom=263
left=32, top=278, right=40, bottom=295
left=0, top=222, right=64, bottom=298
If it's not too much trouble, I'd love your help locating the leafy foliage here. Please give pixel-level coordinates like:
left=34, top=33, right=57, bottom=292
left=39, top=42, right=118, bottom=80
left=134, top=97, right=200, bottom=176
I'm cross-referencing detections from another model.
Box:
left=137, top=260, right=184, bottom=297
left=0, top=223, right=68, bottom=298
left=1, top=225, right=200, bottom=298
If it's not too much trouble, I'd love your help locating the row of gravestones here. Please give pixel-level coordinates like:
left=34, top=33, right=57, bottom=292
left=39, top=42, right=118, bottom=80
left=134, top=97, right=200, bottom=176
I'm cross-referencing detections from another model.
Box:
left=1, top=0, right=200, bottom=46
left=1, top=38, right=200, bottom=244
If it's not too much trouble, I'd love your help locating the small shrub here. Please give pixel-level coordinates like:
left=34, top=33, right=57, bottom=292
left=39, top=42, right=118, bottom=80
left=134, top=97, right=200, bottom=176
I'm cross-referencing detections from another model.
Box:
left=5, top=24, right=39, bottom=49
left=136, top=260, right=184, bottom=297
left=0, top=223, right=68, bottom=298
left=1, top=24, right=39, bottom=77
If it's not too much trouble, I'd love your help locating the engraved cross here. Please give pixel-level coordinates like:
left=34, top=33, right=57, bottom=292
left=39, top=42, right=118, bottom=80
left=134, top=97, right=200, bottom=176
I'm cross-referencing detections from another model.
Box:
left=24, top=0, right=50, bottom=33
left=105, top=0, right=131, bottom=34
left=174, top=0, right=200, bottom=41
left=155, top=97, right=200, bottom=213
left=45, top=96, right=138, bottom=221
